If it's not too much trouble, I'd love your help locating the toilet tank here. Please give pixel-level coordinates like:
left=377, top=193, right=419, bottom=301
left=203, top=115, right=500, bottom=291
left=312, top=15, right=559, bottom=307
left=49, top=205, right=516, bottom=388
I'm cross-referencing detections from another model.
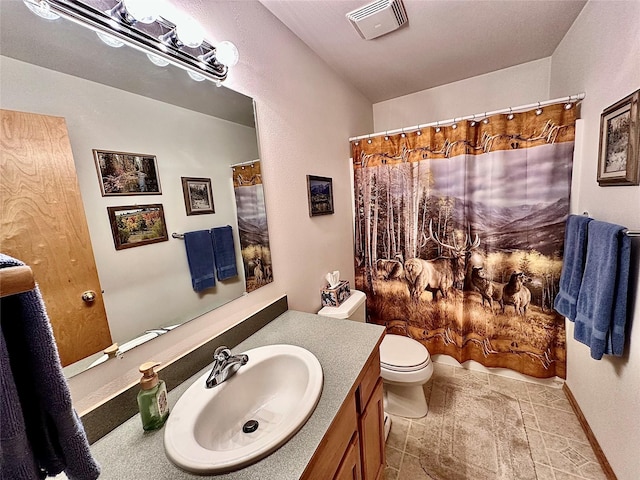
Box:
left=317, top=290, right=366, bottom=322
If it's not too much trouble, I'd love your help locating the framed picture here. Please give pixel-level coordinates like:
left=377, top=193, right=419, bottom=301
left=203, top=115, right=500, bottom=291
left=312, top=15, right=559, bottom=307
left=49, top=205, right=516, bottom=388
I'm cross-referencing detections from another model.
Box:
left=181, top=177, right=215, bottom=215
left=93, top=149, right=161, bottom=195
left=307, top=175, right=334, bottom=216
left=107, top=204, right=168, bottom=250
left=597, top=89, right=640, bottom=186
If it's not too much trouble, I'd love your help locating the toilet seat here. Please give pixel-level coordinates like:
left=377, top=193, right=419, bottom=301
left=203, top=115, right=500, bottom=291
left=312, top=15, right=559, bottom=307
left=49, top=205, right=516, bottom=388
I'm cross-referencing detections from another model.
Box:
left=380, top=334, right=431, bottom=372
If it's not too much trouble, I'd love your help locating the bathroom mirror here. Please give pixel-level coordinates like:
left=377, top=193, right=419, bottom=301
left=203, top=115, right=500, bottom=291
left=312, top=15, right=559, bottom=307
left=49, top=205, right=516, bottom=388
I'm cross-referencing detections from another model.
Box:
left=0, top=2, right=260, bottom=375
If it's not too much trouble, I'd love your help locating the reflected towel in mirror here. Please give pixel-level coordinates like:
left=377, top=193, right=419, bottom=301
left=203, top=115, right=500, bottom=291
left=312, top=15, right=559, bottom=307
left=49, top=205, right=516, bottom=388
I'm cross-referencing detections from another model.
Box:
left=211, top=226, right=238, bottom=281
left=184, top=230, right=216, bottom=292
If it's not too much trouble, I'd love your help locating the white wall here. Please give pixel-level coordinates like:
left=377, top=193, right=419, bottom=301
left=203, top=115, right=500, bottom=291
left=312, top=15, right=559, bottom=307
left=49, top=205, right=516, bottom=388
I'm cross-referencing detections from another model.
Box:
left=57, top=0, right=372, bottom=409
left=549, top=3, right=640, bottom=479
left=373, top=58, right=551, bottom=132
left=0, top=56, right=255, bottom=345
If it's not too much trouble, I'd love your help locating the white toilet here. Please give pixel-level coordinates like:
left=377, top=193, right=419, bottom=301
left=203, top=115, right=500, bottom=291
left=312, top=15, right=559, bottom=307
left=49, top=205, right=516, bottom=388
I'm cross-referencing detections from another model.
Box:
left=318, top=290, right=433, bottom=419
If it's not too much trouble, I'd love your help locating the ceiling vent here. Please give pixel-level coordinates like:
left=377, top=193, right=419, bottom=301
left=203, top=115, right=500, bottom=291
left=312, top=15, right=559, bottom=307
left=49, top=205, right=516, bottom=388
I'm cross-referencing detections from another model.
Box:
left=346, top=0, right=408, bottom=40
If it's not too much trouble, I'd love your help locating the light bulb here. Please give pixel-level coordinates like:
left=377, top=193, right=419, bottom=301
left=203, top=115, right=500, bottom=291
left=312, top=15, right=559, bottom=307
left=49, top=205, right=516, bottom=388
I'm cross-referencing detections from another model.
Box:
left=146, top=53, right=169, bottom=67
left=215, top=41, right=239, bottom=67
left=96, top=31, right=125, bottom=48
left=122, top=0, right=159, bottom=24
left=187, top=70, right=206, bottom=82
left=175, top=16, right=204, bottom=48
left=23, top=0, right=60, bottom=20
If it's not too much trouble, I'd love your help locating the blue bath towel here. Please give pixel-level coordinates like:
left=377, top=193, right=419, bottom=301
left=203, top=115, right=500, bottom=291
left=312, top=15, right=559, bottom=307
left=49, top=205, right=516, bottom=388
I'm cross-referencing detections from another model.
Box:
left=574, top=221, right=631, bottom=360
left=554, top=214, right=592, bottom=321
left=0, top=254, right=100, bottom=480
left=211, top=226, right=239, bottom=281
left=184, top=230, right=216, bottom=292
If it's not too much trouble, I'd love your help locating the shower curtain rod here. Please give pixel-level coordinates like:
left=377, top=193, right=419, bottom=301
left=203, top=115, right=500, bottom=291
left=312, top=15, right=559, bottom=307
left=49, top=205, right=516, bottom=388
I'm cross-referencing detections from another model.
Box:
left=230, top=159, right=259, bottom=168
left=349, top=92, right=586, bottom=142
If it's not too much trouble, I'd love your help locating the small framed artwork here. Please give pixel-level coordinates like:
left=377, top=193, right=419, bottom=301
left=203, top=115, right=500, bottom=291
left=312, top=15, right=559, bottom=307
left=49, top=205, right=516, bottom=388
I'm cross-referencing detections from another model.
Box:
left=597, top=89, right=640, bottom=186
left=107, top=204, right=168, bottom=250
left=307, top=175, right=334, bottom=216
left=93, top=149, right=161, bottom=195
left=181, top=177, right=215, bottom=215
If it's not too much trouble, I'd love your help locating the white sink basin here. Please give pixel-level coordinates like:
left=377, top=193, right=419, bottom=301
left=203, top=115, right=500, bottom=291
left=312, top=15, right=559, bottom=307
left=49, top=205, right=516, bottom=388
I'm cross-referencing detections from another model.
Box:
left=164, top=344, right=323, bottom=474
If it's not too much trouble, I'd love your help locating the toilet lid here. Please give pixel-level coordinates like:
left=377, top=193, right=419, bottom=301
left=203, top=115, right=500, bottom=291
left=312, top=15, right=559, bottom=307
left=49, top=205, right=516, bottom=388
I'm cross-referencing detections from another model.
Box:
left=380, top=334, right=431, bottom=372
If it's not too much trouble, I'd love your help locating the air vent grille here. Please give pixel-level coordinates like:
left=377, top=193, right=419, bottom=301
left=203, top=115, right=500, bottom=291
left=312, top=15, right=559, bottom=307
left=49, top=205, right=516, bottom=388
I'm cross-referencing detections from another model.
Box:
left=346, top=0, right=408, bottom=40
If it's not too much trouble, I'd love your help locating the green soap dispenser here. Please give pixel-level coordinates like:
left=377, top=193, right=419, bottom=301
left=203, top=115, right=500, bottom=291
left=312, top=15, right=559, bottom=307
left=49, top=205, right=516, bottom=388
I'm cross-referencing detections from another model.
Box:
left=137, top=361, right=169, bottom=431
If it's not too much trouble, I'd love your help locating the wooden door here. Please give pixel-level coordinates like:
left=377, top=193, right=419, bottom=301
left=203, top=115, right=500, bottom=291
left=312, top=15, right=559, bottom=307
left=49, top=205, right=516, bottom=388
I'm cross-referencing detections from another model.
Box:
left=0, top=109, right=112, bottom=366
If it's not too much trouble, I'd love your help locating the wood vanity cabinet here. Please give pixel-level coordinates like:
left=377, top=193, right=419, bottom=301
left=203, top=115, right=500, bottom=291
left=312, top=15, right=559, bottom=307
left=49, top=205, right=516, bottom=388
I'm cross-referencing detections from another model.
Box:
left=302, top=347, right=385, bottom=480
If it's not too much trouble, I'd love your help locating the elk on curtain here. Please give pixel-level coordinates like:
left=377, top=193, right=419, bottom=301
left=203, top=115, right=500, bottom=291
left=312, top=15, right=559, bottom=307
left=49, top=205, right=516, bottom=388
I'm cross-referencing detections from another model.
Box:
left=352, top=103, right=577, bottom=378
left=232, top=160, right=273, bottom=292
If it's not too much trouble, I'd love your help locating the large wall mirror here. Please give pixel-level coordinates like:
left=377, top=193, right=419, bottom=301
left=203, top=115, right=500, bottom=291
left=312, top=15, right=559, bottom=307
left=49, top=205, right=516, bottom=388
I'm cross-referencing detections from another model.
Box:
left=0, top=1, right=260, bottom=376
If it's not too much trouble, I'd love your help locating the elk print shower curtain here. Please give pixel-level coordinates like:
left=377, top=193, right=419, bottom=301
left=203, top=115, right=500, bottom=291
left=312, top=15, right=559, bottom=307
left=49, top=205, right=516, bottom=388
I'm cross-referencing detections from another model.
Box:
left=232, top=161, right=273, bottom=292
left=352, top=103, right=576, bottom=378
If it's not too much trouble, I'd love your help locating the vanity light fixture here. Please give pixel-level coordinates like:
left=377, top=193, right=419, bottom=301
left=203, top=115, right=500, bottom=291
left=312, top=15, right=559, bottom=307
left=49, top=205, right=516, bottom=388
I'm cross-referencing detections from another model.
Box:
left=22, top=0, right=239, bottom=84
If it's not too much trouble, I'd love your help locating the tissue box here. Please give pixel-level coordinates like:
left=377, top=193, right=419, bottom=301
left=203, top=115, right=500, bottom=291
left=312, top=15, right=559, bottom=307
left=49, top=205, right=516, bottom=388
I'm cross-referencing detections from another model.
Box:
left=321, top=280, right=351, bottom=307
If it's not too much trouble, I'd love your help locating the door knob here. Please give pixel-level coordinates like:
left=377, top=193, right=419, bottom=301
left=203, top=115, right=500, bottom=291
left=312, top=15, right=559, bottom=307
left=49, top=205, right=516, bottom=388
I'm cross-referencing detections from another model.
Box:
left=82, top=290, right=97, bottom=303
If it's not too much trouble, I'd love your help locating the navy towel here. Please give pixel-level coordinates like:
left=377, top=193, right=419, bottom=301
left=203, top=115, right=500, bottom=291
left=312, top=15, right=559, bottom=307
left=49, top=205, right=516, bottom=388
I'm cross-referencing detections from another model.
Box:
left=211, top=226, right=239, bottom=281
left=574, top=221, right=631, bottom=360
left=184, top=230, right=216, bottom=292
left=0, top=254, right=100, bottom=480
left=554, top=214, right=592, bottom=321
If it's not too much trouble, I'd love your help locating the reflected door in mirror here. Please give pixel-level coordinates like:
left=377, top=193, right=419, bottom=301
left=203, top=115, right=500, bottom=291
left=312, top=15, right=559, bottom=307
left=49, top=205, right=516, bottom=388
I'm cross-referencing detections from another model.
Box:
left=0, top=109, right=112, bottom=365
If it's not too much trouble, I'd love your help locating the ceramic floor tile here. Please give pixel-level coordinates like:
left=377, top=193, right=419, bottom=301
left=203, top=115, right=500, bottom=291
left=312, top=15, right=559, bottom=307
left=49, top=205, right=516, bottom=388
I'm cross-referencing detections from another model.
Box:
left=534, top=462, right=556, bottom=480
left=397, top=452, right=431, bottom=480
left=533, top=404, right=589, bottom=443
left=383, top=365, right=607, bottom=480
left=384, top=466, right=399, bottom=480
left=387, top=416, right=410, bottom=450
left=385, top=445, right=403, bottom=470
left=526, top=428, right=551, bottom=466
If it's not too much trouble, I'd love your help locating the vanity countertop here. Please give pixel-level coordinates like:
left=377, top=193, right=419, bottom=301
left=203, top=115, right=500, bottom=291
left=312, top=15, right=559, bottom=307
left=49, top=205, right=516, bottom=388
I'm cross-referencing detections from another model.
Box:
left=90, top=310, right=385, bottom=479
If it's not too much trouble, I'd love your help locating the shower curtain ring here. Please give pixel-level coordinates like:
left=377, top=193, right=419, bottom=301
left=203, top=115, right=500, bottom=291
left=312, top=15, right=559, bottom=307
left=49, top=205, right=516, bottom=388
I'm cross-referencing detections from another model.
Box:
left=435, top=121, right=441, bottom=133
left=367, top=134, right=372, bottom=144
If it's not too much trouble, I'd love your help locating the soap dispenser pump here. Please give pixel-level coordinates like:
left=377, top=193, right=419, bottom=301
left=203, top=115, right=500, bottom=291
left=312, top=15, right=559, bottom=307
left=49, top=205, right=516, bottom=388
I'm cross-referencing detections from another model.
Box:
left=137, top=361, right=169, bottom=431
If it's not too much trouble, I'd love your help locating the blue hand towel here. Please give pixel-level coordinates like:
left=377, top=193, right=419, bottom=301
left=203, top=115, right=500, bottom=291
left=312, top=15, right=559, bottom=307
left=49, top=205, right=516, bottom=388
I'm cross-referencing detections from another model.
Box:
left=0, top=253, right=100, bottom=480
left=211, top=226, right=239, bottom=281
left=574, top=221, right=631, bottom=360
left=184, top=230, right=216, bottom=292
left=554, top=214, right=592, bottom=321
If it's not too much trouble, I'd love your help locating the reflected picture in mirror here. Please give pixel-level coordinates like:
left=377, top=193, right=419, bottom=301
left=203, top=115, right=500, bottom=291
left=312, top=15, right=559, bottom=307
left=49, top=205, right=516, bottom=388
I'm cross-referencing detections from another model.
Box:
left=181, top=177, right=215, bottom=215
left=94, top=149, right=161, bottom=196
left=0, top=1, right=264, bottom=377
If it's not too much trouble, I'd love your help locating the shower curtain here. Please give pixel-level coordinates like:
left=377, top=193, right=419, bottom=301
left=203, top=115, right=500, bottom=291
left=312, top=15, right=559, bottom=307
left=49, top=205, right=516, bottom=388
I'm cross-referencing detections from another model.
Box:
left=232, top=160, right=273, bottom=292
left=352, top=103, right=576, bottom=378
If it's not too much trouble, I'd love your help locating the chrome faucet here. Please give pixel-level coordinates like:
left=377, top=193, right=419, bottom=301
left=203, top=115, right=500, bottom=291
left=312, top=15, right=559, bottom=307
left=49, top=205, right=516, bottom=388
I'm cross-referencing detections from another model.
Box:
left=205, top=346, right=249, bottom=388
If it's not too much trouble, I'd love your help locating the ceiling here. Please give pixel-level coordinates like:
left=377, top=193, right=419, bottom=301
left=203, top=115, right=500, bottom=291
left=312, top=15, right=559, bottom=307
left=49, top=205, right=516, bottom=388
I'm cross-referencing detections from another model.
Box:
left=260, top=0, right=587, bottom=103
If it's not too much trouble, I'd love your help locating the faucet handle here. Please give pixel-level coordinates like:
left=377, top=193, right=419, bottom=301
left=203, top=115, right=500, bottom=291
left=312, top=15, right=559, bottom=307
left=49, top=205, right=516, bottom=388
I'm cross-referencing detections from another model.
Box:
left=213, top=346, right=231, bottom=362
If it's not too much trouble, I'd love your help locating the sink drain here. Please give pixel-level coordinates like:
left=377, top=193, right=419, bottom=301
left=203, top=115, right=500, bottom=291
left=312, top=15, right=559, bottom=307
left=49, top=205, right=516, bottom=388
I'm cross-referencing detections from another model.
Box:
left=242, top=419, right=259, bottom=433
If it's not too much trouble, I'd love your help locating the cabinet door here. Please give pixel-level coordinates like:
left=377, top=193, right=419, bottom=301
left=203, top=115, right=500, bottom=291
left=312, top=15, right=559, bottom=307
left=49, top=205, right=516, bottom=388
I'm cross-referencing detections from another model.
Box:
left=359, top=379, right=385, bottom=480
left=0, top=109, right=112, bottom=365
left=334, top=432, right=362, bottom=480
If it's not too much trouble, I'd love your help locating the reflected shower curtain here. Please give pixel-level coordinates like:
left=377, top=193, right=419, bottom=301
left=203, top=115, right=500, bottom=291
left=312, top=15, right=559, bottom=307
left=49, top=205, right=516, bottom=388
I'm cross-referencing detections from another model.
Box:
left=352, top=103, right=576, bottom=378
left=232, top=160, right=273, bottom=292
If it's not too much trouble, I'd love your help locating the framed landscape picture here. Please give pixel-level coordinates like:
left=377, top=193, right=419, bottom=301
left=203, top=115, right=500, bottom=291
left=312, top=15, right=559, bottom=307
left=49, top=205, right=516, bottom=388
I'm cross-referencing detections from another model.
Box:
left=181, top=177, right=215, bottom=215
left=93, top=149, right=161, bottom=195
left=597, top=89, right=640, bottom=186
left=307, top=175, right=334, bottom=216
left=107, top=204, right=168, bottom=250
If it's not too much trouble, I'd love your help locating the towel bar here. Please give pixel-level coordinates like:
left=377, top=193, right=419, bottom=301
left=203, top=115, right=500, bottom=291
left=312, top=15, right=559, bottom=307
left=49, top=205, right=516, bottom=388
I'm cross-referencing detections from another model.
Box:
left=581, top=212, right=638, bottom=237
left=172, top=233, right=185, bottom=239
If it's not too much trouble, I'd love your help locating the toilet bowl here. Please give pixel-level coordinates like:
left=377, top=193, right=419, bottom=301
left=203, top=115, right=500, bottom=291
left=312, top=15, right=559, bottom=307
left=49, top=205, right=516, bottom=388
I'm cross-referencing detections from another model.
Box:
left=317, top=290, right=433, bottom=419
left=379, top=333, right=433, bottom=418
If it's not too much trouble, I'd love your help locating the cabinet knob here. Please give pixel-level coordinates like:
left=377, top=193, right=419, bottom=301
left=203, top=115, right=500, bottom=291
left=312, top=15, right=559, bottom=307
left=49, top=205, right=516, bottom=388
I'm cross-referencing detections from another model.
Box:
left=82, top=290, right=97, bottom=303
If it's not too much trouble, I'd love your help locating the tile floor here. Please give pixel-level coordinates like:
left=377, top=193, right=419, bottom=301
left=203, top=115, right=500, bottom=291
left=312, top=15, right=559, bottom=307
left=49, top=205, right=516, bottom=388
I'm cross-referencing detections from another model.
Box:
left=384, top=364, right=608, bottom=480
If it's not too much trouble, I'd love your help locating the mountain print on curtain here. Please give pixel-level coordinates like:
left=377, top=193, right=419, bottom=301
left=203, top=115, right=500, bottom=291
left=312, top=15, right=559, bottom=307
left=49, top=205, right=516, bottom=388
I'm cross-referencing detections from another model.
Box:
left=232, top=161, right=273, bottom=292
left=352, top=103, right=577, bottom=378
